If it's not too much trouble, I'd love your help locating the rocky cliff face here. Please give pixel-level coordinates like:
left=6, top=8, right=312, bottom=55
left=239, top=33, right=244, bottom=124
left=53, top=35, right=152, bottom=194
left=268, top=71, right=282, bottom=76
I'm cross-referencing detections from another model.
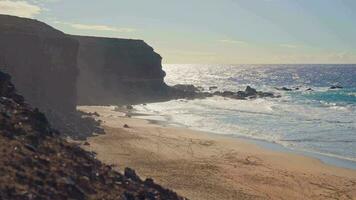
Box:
left=0, top=14, right=172, bottom=133
left=73, top=35, right=168, bottom=105
left=0, top=15, right=79, bottom=130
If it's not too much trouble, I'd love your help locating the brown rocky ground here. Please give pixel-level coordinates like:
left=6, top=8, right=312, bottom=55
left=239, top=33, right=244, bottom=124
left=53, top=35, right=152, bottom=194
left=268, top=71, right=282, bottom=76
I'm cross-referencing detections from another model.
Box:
left=0, top=71, right=185, bottom=200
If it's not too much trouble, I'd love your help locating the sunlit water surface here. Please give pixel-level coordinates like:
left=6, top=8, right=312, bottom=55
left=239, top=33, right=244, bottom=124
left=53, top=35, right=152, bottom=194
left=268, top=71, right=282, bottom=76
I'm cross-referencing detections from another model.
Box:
left=135, top=64, right=356, bottom=164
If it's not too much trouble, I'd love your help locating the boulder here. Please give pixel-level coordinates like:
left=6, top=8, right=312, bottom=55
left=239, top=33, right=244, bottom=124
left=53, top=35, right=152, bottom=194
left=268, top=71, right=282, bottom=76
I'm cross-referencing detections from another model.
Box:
left=245, top=86, right=257, bottom=95
left=275, top=87, right=292, bottom=91
left=222, top=91, right=235, bottom=97
left=171, top=84, right=199, bottom=93
left=209, top=86, right=218, bottom=90
left=330, top=85, right=343, bottom=89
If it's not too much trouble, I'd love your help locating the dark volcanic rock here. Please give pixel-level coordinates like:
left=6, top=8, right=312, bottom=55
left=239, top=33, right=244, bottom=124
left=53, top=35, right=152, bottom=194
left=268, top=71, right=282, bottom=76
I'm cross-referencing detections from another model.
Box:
left=330, top=85, right=343, bottom=89
left=245, top=86, right=257, bottom=96
left=172, top=84, right=199, bottom=93
left=167, top=84, right=279, bottom=101
left=0, top=71, right=24, bottom=104
left=275, top=87, right=293, bottom=91
left=209, top=86, right=218, bottom=90
left=72, top=35, right=168, bottom=105
left=167, top=84, right=206, bottom=100
left=0, top=71, right=185, bottom=200
left=222, top=91, right=235, bottom=97
left=229, top=86, right=277, bottom=100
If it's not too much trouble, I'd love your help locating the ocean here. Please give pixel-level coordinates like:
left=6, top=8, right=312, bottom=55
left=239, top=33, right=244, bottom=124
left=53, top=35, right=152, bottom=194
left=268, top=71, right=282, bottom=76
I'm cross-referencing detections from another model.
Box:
left=135, top=64, right=356, bottom=166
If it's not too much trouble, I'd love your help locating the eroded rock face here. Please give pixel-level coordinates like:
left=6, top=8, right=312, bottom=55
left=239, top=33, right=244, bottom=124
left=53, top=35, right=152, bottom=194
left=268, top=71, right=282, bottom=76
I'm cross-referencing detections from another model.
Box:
left=73, top=35, right=168, bottom=105
left=0, top=14, right=79, bottom=127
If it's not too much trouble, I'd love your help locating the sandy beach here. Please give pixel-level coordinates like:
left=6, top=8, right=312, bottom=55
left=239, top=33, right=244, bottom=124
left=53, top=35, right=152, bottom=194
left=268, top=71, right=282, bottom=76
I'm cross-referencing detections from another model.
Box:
left=78, top=106, right=356, bottom=200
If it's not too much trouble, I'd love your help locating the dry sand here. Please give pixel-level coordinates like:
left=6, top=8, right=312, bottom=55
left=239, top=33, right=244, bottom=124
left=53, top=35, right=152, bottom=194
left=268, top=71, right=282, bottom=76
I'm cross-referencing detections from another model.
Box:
left=78, top=106, right=356, bottom=200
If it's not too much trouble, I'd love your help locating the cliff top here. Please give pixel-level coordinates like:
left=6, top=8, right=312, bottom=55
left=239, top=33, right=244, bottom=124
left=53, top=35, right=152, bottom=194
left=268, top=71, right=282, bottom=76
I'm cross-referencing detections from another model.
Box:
left=0, top=14, right=65, bottom=38
left=72, top=34, right=156, bottom=52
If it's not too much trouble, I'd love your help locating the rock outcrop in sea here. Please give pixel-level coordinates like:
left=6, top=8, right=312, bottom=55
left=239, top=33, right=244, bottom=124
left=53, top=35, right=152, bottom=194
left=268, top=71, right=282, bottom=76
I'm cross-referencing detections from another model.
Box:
left=0, top=70, right=185, bottom=200
left=168, top=84, right=279, bottom=100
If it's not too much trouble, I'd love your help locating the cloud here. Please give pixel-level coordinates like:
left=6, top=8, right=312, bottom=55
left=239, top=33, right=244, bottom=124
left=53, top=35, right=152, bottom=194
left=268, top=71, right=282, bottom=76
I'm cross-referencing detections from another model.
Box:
left=53, top=21, right=135, bottom=33
left=279, top=44, right=298, bottom=48
left=219, top=39, right=248, bottom=45
left=0, top=0, right=41, bottom=18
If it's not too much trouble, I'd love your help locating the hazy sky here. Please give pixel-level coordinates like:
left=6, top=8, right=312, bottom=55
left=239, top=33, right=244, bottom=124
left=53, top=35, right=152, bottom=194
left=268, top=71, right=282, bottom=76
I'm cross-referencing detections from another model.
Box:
left=1, top=0, right=356, bottom=64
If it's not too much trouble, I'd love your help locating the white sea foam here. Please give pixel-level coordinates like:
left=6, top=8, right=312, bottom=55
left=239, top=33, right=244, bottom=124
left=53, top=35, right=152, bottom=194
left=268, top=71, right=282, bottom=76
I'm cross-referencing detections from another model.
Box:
left=135, top=64, right=356, bottom=163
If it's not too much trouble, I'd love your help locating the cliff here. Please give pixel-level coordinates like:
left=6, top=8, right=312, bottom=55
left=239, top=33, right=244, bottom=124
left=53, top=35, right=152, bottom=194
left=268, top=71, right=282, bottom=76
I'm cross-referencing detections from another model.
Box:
left=0, top=70, right=184, bottom=200
left=0, top=14, right=79, bottom=132
left=73, top=35, right=168, bottom=105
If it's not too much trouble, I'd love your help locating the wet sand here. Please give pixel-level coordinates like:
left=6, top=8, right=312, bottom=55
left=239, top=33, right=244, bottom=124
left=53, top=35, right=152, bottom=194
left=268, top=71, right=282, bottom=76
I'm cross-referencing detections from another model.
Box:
left=78, top=106, right=356, bottom=200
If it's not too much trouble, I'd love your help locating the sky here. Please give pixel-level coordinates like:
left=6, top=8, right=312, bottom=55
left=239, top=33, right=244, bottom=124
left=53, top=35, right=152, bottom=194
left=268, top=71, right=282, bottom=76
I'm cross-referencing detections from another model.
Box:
left=0, top=0, right=356, bottom=64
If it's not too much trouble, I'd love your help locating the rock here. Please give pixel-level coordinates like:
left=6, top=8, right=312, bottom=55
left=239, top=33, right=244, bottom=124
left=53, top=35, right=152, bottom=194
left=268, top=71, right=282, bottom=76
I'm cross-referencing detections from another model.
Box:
left=275, top=87, right=292, bottom=91
left=257, top=92, right=274, bottom=98
left=126, top=105, right=133, bottom=110
left=306, top=88, right=313, bottom=91
left=124, top=168, right=141, bottom=182
left=83, top=142, right=90, bottom=146
left=123, top=124, right=130, bottom=128
left=213, top=91, right=222, bottom=96
left=202, top=92, right=213, bottom=97
left=168, top=83, right=279, bottom=101
left=172, top=84, right=199, bottom=93
left=92, top=112, right=100, bottom=117
left=196, top=86, right=204, bottom=91
left=123, top=191, right=135, bottom=200
left=330, top=85, right=343, bottom=89
left=222, top=91, right=235, bottom=97
left=24, top=144, right=37, bottom=152
left=234, top=91, right=248, bottom=99
left=245, top=86, right=257, bottom=95
left=144, top=178, right=155, bottom=186
left=209, top=86, right=218, bottom=90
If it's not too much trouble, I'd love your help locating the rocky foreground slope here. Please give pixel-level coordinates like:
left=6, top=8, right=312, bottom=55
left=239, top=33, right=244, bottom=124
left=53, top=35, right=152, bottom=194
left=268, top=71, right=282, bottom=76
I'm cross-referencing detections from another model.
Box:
left=0, top=71, right=185, bottom=200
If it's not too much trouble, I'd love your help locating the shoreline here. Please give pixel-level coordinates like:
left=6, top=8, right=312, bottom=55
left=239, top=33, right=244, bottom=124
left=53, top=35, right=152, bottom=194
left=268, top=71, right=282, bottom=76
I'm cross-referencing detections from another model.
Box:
left=78, top=106, right=356, bottom=200
left=131, top=109, right=356, bottom=170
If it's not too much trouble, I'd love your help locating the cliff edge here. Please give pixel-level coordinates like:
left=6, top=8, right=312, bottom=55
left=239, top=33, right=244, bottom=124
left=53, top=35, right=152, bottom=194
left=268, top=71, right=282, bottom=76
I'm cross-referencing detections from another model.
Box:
left=73, top=35, right=168, bottom=105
